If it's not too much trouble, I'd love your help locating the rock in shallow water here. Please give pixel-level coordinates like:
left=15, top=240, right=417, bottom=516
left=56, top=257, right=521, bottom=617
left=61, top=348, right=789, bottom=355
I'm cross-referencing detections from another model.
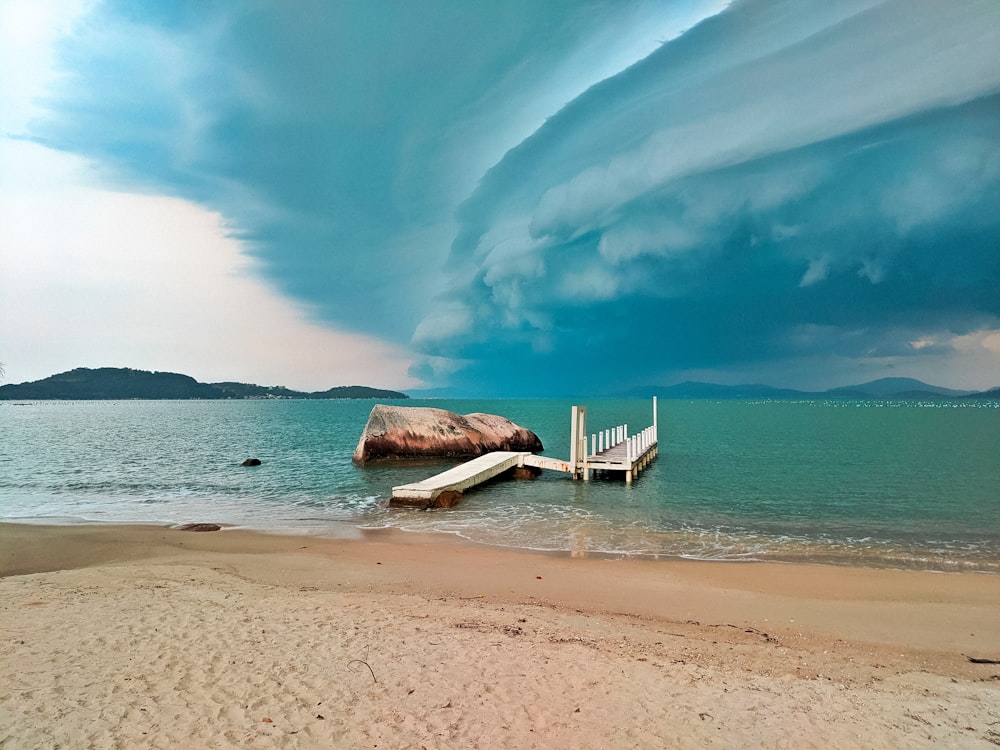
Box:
left=352, top=404, right=543, bottom=465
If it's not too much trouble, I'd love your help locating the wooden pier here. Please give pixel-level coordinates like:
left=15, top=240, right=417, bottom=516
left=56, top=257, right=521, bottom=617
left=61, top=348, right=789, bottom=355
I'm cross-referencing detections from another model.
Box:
left=391, top=398, right=658, bottom=506
left=391, top=397, right=659, bottom=508
left=568, top=398, right=658, bottom=484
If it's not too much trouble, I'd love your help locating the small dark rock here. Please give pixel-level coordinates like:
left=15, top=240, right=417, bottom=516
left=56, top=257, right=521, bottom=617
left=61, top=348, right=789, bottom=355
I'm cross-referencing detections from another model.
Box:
left=177, top=523, right=222, bottom=532
left=241, top=458, right=262, bottom=467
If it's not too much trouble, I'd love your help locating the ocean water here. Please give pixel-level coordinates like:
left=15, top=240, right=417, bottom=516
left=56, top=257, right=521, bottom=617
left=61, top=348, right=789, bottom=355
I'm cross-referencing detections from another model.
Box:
left=1, top=398, right=998, bottom=573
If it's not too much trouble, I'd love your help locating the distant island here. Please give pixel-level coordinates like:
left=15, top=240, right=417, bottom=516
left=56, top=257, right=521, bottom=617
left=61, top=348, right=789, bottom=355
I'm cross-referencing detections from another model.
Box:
left=406, top=377, right=999, bottom=400
left=619, top=377, right=1000, bottom=401
left=0, top=367, right=409, bottom=400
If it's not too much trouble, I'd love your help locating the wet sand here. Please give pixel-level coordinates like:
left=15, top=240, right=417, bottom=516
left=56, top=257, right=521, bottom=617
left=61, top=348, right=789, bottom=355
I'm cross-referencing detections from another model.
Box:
left=2, top=522, right=999, bottom=748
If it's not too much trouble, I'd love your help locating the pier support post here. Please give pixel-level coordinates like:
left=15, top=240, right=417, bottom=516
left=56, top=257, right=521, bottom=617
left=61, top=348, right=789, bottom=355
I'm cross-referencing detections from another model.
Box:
left=570, top=406, right=589, bottom=480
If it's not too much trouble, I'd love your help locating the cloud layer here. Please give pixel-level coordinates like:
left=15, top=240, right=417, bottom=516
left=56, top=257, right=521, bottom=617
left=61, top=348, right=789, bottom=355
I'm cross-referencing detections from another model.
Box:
left=413, top=0, right=1000, bottom=393
left=23, top=0, right=719, bottom=340
left=5, top=0, right=1000, bottom=393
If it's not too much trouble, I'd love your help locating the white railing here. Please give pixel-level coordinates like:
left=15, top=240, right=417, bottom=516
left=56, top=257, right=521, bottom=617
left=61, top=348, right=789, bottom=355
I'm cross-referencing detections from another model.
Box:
left=624, top=424, right=657, bottom=463
left=572, top=397, right=658, bottom=479
left=591, top=422, right=631, bottom=455
left=589, top=409, right=658, bottom=462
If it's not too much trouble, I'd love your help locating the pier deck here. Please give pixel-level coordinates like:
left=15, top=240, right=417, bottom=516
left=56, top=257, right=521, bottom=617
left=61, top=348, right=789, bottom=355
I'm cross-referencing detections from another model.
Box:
left=584, top=440, right=658, bottom=482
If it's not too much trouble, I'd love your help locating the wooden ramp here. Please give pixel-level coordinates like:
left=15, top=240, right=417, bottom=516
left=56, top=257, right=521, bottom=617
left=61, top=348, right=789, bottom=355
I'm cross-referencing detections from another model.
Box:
left=391, top=451, right=528, bottom=507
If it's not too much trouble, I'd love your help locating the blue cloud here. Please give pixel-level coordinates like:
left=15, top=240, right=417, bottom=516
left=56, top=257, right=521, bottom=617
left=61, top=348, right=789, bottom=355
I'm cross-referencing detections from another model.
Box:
left=32, top=0, right=716, bottom=343
left=412, top=0, right=1000, bottom=393
left=22, top=0, right=1000, bottom=394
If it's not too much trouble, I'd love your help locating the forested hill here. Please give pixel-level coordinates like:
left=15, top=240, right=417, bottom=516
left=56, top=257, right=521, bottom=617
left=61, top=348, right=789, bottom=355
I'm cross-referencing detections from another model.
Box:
left=0, top=368, right=409, bottom=400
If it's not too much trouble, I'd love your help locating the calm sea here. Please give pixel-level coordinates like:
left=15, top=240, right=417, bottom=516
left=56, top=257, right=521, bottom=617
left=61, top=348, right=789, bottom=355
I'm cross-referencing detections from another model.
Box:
left=1, top=398, right=997, bottom=573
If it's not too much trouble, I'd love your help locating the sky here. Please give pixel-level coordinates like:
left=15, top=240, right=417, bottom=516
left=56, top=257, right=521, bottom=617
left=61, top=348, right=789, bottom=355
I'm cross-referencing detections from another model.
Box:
left=1, top=0, right=999, bottom=396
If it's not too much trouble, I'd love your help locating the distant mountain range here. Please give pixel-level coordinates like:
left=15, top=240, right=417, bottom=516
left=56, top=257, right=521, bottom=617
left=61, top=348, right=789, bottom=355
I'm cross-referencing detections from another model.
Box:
left=620, top=377, right=1000, bottom=400
left=2, top=368, right=995, bottom=402
left=0, top=367, right=409, bottom=400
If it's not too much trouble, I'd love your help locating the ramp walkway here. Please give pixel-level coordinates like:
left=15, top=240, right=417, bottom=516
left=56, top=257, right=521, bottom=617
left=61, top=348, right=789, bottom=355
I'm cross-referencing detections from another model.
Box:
left=391, top=451, right=528, bottom=505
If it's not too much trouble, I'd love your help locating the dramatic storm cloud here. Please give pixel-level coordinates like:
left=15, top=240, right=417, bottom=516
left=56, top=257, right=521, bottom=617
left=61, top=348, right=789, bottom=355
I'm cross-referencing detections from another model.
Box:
left=415, top=0, right=1000, bottom=394
left=2, top=0, right=998, bottom=393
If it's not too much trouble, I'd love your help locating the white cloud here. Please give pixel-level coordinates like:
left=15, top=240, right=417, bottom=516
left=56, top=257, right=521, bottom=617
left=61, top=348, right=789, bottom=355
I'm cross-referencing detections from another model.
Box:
left=857, top=257, right=886, bottom=284
left=799, top=256, right=829, bottom=287
left=0, top=140, right=418, bottom=390
left=951, top=328, right=1000, bottom=358
left=446, top=0, right=733, bottom=200
left=557, top=264, right=620, bottom=302
left=909, top=337, right=937, bottom=351
left=881, top=134, right=1000, bottom=233
left=598, top=219, right=700, bottom=264
left=891, top=327, right=1000, bottom=390
left=410, top=301, right=474, bottom=349
left=529, top=0, right=1000, bottom=242
left=0, top=0, right=94, bottom=133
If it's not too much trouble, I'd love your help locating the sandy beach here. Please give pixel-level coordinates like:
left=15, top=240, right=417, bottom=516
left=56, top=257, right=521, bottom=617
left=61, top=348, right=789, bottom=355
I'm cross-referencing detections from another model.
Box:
left=2, top=523, right=998, bottom=749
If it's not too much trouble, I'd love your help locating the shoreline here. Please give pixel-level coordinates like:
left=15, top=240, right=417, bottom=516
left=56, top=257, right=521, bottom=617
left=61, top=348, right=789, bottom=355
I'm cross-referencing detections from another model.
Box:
left=7, top=512, right=999, bottom=575
left=4, top=521, right=1000, bottom=748
left=4, top=521, right=999, bottom=655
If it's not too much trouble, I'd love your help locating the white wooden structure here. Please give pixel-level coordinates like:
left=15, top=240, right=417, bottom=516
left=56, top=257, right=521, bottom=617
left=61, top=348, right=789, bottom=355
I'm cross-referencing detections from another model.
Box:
left=570, top=397, right=658, bottom=483
left=392, top=451, right=528, bottom=503
left=390, top=398, right=659, bottom=505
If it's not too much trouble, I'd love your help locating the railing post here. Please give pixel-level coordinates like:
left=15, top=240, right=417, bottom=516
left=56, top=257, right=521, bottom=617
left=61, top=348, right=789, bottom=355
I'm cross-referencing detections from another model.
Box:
left=570, top=406, right=581, bottom=478
left=570, top=405, right=589, bottom=480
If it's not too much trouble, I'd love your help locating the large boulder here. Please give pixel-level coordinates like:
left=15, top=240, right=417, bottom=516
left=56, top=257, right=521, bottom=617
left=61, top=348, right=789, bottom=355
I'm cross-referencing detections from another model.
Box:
left=352, top=404, right=543, bottom=465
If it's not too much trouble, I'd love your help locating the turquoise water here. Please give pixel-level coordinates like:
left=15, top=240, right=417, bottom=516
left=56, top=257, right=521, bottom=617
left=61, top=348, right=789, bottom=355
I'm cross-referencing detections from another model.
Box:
left=1, top=398, right=998, bottom=572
